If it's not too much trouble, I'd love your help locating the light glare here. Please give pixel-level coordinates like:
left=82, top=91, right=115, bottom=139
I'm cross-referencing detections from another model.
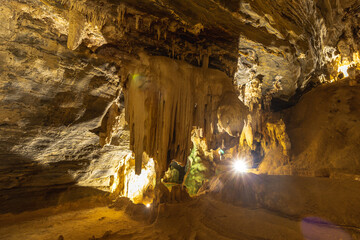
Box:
left=124, top=158, right=155, bottom=203
left=337, top=52, right=360, bottom=78
left=111, top=153, right=156, bottom=204
left=233, top=159, right=248, bottom=173
left=338, top=64, right=351, bottom=77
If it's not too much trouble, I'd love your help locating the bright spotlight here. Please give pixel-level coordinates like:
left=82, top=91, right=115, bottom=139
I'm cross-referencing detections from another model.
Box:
left=146, top=203, right=151, bottom=208
left=233, top=159, right=248, bottom=173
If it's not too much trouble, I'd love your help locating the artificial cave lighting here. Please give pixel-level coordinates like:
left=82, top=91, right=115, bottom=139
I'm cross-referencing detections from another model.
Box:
left=110, top=153, right=133, bottom=194
left=336, top=52, right=360, bottom=78
left=233, top=159, right=249, bottom=173
left=111, top=153, right=156, bottom=204
left=110, top=171, right=119, bottom=193
left=4, top=0, right=360, bottom=239
left=123, top=157, right=155, bottom=204
left=338, top=63, right=351, bottom=78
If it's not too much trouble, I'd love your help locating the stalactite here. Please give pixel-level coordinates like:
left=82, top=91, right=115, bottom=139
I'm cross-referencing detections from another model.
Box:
left=124, top=55, right=247, bottom=175
left=67, top=9, right=85, bottom=50
left=135, top=15, right=140, bottom=30
left=117, top=4, right=126, bottom=25
left=155, top=25, right=161, bottom=40
left=171, top=39, right=175, bottom=58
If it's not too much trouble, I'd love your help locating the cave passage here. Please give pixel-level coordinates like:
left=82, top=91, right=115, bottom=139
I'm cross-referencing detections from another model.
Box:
left=1, top=0, right=360, bottom=239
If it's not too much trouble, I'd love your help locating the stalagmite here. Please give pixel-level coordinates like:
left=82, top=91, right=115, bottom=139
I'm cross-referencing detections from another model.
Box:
left=202, top=53, right=209, bottom=69
left=239, top=115, right=254, bottom=150
left=2, top=0, right=360, bottom=239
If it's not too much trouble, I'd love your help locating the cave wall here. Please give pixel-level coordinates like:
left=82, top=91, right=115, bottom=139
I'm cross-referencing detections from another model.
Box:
left=1, top=0, right=360, bottom=213
left=0, top=0, right=250, bottom=212
left=284, top=79, right=360, bottom=178
left=234, top=0, right=360, bottom=101
left=0, top=1, right=127, bottom=213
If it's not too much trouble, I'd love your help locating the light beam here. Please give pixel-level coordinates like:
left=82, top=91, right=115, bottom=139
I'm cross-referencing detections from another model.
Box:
left=233, top=159, right=249, bottom=173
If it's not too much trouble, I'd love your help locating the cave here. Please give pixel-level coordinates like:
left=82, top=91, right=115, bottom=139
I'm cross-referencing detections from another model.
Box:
left=1, top=0, right=360, bottom=239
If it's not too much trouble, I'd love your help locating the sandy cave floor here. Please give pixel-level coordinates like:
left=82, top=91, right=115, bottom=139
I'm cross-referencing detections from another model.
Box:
left=0, top=192, right=357, bottom=240
left=0, top=205, right=143, bottom=240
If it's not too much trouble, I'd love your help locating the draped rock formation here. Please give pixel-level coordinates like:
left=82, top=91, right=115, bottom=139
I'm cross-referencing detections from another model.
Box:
left=1, top=0, right=360, bottom=231
left=124, top=54, right=248, bottom=175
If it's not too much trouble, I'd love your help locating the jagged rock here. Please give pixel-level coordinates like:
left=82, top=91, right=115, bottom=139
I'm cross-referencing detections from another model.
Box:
left=257, top=118, right=291, bottom=174
left=124, top=54, right=246, bottom=175
left=1, top=3, right=360, bottom=238
left=67, top=9, right=86, bottom=50
left=0, top=0, right=123, bottom=213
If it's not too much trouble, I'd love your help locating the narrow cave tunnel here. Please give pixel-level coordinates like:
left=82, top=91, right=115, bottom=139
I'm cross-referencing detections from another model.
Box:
left=1, top=0, right=360, bottom=239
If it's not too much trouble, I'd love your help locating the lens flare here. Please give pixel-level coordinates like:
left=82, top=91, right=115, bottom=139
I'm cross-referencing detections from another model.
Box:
left=233, top=159, right=248, bottom=173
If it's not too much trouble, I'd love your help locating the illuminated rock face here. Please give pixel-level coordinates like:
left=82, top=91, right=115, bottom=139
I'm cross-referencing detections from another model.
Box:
left=0, top=0, right=249, bottom=210
left=1, top=0, right=360, bottom=214
left=124, top=55, right=247, bottom=175
left=0, top=1, right=122, bottom=213
left=284, top=81, right=360, bottom=177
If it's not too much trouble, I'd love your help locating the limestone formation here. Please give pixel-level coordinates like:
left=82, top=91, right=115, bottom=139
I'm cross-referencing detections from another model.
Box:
left=124, top=54, right=246, bottom=176
left=1, top=0, right=360, bottom=239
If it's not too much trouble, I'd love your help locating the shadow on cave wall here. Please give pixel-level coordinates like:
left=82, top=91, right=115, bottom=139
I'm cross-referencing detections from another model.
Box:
left=0, top=151, right=108, bottom=214
left=0, top=69, right=120, bottom=214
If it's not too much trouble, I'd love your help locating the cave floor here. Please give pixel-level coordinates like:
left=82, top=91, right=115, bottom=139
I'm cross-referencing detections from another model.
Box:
left=0, top=194, right=355, bottom=240
left=0, top=205, right=143, bottom=240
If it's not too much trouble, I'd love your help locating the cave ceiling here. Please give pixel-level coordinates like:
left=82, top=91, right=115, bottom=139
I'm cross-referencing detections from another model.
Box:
left=43, top=0, right=360, bottom=100
left=1, top=0, right=360, bottom=212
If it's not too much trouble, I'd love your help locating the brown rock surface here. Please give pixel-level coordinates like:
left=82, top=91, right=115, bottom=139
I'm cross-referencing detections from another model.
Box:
left=284, top=80, right=360, bottom=177
left=1, top=0, right=360, bottom=238
left=0, top=0, right=123, bottom=213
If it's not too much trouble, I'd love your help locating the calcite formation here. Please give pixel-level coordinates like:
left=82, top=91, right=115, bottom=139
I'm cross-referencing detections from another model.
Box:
left=1, top=0, right=360, bottom=217
left=124, top=54, right=247, bottom=175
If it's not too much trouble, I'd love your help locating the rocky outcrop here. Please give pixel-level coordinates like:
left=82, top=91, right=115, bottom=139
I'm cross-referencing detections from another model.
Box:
left=284, top=79, right=360, bottom=178
left=234, top=0, right=360, bottom=102
left=43, top=0, right=360, bottom=102
left=0, top=1, right=123, bottom=213
left=1, top=0, right=360, bottom=214
left=205, top=172, right=360, bottom=234
left=0, top=0, right=250, bottom=212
